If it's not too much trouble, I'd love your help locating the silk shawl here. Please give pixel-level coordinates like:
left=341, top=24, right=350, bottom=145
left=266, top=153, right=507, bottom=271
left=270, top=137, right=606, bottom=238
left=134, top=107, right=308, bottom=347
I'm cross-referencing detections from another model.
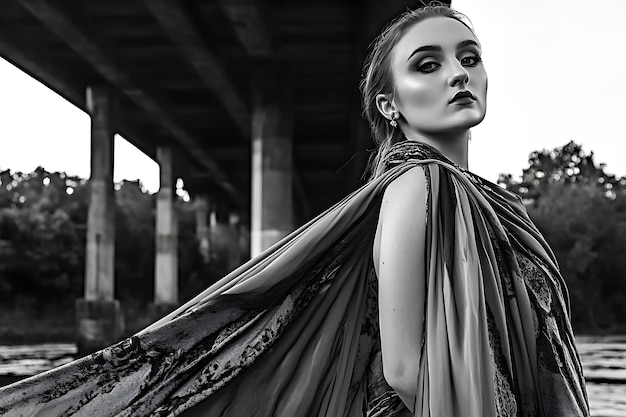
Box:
left=0, top=140, right=589, bottom=417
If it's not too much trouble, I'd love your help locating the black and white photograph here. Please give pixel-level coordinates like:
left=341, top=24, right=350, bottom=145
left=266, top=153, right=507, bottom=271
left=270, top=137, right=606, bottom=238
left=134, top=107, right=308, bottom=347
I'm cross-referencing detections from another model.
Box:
left=0, top=0, right=624, bottom=415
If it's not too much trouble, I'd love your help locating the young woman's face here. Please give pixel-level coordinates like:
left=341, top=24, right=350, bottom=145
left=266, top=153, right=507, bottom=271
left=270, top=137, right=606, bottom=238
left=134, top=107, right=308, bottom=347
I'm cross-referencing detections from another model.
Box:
left=390, top=16, right=487, bottom=135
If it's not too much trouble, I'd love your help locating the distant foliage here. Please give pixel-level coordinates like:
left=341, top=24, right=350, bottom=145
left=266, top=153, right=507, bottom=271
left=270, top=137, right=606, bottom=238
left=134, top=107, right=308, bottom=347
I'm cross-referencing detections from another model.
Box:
left=499, top=142, right=626, bottom=332
left=113, top=180, right=156, bottom=304
left=498, top=141, right=625, bottom=201
left=3, top=145, right=625, bottom=336
left=0, top=167, right=230, bottom=324
left=0, top=168, right=85, bottom=310
left=0, top=207, right=82, bottom=306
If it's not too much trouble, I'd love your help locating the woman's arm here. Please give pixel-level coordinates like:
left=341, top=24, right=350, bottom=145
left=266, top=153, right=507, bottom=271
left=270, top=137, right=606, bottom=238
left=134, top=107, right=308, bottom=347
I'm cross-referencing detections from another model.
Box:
left=374, top=166, right=428, bottom=413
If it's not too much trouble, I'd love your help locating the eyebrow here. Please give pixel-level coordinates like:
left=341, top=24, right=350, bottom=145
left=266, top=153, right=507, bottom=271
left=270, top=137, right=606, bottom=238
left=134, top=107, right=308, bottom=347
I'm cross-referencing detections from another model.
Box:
left=407, top=39, right=479, bottom=61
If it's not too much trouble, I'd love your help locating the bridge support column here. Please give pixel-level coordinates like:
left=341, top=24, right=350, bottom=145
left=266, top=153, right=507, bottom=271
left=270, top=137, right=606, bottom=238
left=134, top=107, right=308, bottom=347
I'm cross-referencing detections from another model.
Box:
left=76, top=85, right=124, bottom=356
left=228, top=212, right=242, bottom=271
left=151, top=146, right=178, bottom=320
left=251, top=61, right=294, bottom=257
left=194, top=194, right=211, bottom=263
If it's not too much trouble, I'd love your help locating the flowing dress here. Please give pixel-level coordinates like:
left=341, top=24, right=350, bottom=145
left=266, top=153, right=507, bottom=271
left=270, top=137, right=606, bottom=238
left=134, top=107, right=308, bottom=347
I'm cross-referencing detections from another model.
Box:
left=0, top=140, right=589, bottom=417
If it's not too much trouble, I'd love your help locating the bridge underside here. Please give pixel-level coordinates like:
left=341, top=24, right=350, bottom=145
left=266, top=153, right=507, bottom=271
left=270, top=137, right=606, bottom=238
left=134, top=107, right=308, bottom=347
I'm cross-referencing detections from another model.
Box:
left=0, top=0, right=451, bottom=222
left=0, top=0, right=451, bottom=351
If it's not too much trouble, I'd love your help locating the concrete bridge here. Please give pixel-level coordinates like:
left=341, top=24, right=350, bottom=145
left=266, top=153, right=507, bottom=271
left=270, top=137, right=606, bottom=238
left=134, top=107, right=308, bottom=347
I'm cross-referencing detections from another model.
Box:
left=0, top=0, right=451, bottom=353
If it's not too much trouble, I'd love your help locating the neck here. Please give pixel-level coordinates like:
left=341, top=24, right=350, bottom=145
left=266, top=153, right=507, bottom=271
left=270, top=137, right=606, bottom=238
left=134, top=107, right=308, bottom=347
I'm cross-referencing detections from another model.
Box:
left=402, top=129, right=469, bottom=169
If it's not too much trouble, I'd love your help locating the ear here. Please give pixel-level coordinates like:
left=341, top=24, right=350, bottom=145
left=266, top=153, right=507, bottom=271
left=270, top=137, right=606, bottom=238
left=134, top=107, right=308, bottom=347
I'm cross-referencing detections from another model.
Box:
left=375, top=93, right=397, bottom=121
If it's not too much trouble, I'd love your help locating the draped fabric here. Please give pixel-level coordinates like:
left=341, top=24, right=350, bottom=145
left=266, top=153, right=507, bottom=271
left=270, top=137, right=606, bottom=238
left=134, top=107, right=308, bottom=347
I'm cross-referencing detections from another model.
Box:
left=0, top=140, right=589, bottom=417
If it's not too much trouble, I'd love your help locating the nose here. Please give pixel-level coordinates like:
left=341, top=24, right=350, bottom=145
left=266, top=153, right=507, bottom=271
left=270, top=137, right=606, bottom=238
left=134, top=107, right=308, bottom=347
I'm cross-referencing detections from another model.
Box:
left=448, top=59, right=470, bottom=87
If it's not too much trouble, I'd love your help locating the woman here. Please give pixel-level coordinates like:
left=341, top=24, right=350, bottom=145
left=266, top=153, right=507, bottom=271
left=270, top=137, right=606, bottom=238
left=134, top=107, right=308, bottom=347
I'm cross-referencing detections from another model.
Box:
left=365, top=6, right=589, bottom=416
left=0, top=5, right=589, bottom=417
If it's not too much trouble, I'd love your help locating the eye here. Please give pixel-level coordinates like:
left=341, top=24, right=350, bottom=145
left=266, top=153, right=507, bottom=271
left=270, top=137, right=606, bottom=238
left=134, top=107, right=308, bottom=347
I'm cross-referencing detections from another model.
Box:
left=460, top=53, right=482, bottom=67
left=416, top=60, right=441, bottom=73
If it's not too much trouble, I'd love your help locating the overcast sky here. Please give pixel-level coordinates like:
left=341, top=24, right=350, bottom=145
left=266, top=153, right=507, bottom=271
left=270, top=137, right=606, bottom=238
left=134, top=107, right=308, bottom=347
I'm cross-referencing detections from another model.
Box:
left=456, top=0, right=626, bottom=182
left=1, top=0, right=625, bottom=194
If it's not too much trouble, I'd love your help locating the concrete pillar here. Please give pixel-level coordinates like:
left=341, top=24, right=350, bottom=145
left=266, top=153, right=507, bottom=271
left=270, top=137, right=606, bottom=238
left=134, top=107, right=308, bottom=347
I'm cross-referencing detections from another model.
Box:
left=209, top=206, right=217, bottom=263
left=76, top=85, right=124, bottom=355
left=195, top=194, right=210, bottom=263
left=228, top=212, right=242, bottom=271
left=251, top=61, right=294, bottom=257
left=152, top=146, right=178, bottom=319
left=209, top=205, right=217, bottom=228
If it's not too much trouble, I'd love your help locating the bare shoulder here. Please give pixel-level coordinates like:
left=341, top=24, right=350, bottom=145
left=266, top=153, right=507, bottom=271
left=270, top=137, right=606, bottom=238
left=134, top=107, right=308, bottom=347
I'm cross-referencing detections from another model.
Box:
left=373, top=165, right=428, bottom=276
left=380, top=165, right=428, bottom=217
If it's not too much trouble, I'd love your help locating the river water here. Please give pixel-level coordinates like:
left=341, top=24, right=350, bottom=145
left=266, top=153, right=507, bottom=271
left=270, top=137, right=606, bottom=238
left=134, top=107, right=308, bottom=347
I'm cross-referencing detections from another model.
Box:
left=577, top=335, right=626, bottom=416
left=0, top=336, right=625, bottom=415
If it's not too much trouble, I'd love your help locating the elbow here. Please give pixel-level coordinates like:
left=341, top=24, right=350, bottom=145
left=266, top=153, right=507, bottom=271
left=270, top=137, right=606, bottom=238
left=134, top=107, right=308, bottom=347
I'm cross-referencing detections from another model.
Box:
left=382, top=359, right=419, bottom=399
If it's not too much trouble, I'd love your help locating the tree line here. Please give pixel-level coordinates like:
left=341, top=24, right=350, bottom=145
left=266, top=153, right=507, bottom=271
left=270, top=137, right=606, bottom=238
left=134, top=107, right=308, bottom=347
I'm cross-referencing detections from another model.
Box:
left=498, top=141, right=626, bottom=332
left=0, top=168, right=240, bottom=339
left=0, top=141, right=625, bottom=335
